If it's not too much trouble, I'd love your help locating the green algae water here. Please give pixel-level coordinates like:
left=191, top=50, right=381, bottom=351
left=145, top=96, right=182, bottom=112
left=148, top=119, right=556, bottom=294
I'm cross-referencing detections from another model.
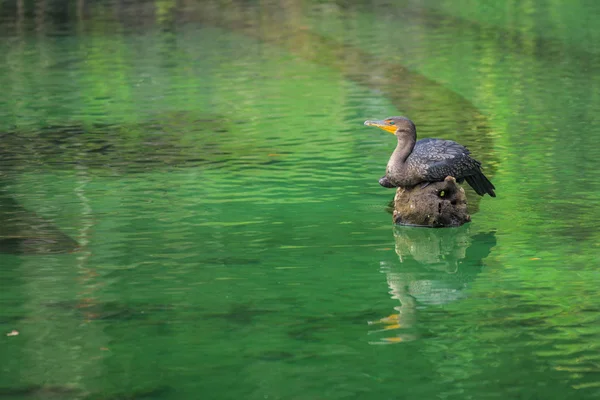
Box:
left=1, top=1, right=600, bottom=399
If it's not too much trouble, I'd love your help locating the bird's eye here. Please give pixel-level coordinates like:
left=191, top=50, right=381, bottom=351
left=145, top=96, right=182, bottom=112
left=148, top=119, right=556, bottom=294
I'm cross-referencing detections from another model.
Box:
left=388, top=120, right=395, bottom=125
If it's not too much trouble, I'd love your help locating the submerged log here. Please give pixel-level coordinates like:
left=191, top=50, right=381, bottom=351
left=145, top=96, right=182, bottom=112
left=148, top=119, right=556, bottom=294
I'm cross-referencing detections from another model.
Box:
left=393, top=176, right=470, bottom=227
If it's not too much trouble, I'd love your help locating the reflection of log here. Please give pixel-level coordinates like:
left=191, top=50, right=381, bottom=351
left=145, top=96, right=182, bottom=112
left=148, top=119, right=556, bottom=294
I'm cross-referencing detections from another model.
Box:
left=393, top=176, right=470, bottom=227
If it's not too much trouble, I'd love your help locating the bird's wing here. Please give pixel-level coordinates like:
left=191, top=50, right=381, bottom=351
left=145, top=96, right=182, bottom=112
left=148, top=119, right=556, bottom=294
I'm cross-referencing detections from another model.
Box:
left=411, top=139, right=470, bottom=162
left=411, top=139, right=480, bottom=181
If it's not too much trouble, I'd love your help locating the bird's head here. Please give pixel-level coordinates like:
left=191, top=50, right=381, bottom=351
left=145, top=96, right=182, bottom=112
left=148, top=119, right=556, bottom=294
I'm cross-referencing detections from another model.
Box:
left=364, top=116, right=416, bottom=136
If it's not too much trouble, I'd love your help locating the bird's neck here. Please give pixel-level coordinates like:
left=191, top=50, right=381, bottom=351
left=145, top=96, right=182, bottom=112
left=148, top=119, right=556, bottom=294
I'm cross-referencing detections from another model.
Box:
left=389, top=133, right=415, bottom=168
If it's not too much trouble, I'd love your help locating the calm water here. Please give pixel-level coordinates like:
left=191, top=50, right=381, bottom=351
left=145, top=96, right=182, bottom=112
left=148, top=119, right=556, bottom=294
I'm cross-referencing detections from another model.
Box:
left=1, top=1, right=600, bottom=399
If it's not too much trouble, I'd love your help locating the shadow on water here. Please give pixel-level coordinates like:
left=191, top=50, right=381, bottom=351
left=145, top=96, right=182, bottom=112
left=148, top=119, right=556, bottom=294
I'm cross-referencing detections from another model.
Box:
left=369, top=225, right=496, bottom=344
left=394, top=2, right=600, bottom=74
left=0, top=112, right=233, bottom=255
left=0, top=384, right=174, bottom=400
left=0, top=112, right=232, bottom=173
left=0, top=186, right=79, bottom=255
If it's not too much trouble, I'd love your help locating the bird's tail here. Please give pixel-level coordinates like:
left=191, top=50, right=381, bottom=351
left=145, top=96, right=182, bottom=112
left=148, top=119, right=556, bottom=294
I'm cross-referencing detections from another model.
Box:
left=465, top=172, right=496, bottom=197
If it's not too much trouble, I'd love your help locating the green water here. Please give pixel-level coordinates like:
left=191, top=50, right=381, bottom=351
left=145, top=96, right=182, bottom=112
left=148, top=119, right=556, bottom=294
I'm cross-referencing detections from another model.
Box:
left=1, top=1, right=600, bottom=399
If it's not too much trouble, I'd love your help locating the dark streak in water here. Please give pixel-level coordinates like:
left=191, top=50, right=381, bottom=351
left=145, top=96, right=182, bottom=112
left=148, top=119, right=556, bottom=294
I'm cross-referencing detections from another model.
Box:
left=0, top=384, right=174, bottom=399
left=42, top=300, right=176, bottom=321
left=0, top=113, right=233, bottom=173
left=392, top=2, right=600, bottom=74
left=0, top=191, right=79, bottom=255
left=86, top=144, right=113, bottom=154
left=204, top=303, right=275, bottom=326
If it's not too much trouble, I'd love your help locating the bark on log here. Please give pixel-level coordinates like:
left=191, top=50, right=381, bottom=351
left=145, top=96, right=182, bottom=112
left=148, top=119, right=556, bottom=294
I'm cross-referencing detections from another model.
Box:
left=393, top=176, right=470, bottom=227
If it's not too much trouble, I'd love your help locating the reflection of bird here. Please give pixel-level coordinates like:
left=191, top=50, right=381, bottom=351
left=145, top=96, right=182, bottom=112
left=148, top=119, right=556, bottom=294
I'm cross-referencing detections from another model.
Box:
left=364, top=116, right=496, bottom=197
left=369, top=227, right=496, bottom=344
left=392, top=228, right=496, bottom=306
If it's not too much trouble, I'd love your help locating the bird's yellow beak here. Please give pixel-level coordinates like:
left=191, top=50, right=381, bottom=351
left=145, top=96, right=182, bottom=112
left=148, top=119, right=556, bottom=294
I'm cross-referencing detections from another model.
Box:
left=364, top=119, right=397, bottom=134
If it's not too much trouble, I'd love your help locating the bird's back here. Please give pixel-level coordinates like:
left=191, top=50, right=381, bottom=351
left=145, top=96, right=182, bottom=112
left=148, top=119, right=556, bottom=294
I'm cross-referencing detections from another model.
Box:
left=406, top=138, right=480, bottom=183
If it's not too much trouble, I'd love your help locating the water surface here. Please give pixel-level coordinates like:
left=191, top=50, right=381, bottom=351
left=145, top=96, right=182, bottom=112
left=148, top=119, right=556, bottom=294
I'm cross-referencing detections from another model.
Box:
left=1, top=1, right=600, bottom=399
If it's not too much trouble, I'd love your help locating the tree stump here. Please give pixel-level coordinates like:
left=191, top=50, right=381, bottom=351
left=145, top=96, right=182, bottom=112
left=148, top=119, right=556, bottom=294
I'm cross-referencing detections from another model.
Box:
left=393, top=176, right=470, bottom=227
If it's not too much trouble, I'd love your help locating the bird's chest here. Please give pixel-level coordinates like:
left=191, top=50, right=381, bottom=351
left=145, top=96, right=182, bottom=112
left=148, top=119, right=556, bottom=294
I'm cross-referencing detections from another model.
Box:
left=386, top=159, right=426, bottom=187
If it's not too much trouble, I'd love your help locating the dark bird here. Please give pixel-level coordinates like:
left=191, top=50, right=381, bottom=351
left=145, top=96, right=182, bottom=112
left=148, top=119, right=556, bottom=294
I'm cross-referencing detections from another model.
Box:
left=364, top=116, right=496, bottom=197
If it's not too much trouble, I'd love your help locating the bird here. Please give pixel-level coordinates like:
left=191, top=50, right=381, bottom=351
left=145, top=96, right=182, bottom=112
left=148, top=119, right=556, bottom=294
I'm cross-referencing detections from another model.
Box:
left=364, top=116, right=496, bottom=197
